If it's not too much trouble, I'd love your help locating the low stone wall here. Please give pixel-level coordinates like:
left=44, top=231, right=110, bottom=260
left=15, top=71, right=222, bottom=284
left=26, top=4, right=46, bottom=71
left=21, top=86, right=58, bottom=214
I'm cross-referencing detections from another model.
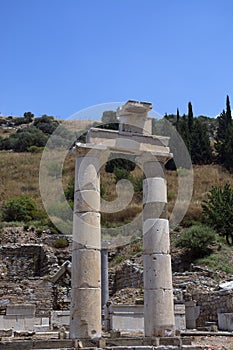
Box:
left=0, top=279, right=53, bottom=317
left=192, top=289, right=233, bottom=327
left=104, top=303, right=186, bottom=332
left=0, top=304, right=50, bottom=333
left=0, top=242, right=71, bottom=317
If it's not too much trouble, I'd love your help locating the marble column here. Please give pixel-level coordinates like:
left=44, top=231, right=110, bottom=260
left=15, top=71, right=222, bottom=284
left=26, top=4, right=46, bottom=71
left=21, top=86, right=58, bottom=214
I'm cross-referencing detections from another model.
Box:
left=70, top=150, right=101, bottom=339
left=143, top=158, right=175, bottom=337
left=101, top=248, right=109, bottom=311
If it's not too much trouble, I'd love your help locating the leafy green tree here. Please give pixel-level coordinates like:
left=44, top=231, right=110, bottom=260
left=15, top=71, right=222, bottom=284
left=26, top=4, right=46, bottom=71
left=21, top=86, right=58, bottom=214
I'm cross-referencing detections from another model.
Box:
left=1, top=196, right=41, bottom=222
left=0, top=127, right=48, bottom=152
left=202, top=184, right=233, bottom=245
left=175, top=225, right=216, bottom=256
left=33, top=115, right=59, bottom=135
left=23, top=112, right=34, bottom=123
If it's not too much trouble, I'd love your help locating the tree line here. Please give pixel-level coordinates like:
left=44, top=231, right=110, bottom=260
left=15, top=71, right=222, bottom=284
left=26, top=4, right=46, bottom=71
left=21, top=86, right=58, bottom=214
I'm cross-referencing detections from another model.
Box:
left=1, top=97, right=233, bottom=171
left=163, top=95, right=233, bottom=171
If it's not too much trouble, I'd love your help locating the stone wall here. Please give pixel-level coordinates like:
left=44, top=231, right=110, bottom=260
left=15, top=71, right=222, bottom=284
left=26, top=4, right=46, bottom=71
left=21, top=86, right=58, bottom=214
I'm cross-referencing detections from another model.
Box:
left=109, top=260, right=143, bottom=296
left=192, top=289, right=233, bottom=327
left=109, top=260, right=233, bottom=330
left=0, top=234, right=71, bottom=317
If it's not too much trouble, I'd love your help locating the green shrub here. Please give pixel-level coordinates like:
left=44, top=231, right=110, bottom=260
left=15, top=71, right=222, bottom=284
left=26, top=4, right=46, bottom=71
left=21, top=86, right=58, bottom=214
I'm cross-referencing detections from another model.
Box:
left=168, top=191, right=176, bottom=201
left=130, top=175, right=143, bottom=193
left=202, top=184, right=233, bottom=245
left=175, top=225, right=216, bottom=256
left=176, top=167, right=190, bottom=177
left=105, top=156, right=135, bottom=173
left=53, top=237, right=69, bottom=249
left=114, top=167, right=130, bottom=182
left=1, top=196, right=40, bottom=222
left=27, top=145, right=44, bottom=153
left=64, top=176, right=75, bottom=202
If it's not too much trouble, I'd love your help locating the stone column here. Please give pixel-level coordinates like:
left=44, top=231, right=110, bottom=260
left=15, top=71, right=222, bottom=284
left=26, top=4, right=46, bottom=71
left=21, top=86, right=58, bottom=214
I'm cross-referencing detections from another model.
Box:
left=143, top=158, right=175, bottom=337
left=101, top=248, right=109, bottom=311
left=70, top=149, right=101, bottom=339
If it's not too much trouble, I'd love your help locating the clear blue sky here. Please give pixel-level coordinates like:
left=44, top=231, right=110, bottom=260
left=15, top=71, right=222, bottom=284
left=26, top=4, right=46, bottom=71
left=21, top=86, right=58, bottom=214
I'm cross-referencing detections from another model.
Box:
left=1, top=0, right=233, bottom=119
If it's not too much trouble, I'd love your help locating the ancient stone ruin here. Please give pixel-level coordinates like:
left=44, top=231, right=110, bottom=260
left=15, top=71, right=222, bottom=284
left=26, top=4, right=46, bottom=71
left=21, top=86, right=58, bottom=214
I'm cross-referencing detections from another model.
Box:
left=70, top=100, right=175, bottom=339
left=2, top=101, right=233, bottom=349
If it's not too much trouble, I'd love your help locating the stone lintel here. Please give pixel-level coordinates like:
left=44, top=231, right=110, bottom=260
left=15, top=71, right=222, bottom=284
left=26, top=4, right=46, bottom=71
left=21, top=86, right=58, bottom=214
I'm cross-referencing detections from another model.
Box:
left=86, top=128, right=170, bottom=147
left=117, top=100, right=152, bottom=116
left=74, top=140, right=172, bottom=163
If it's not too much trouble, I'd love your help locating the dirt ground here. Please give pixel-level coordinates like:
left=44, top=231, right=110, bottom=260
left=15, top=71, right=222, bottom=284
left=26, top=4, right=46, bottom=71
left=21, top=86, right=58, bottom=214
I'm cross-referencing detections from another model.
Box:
left=191, top=335, right=233, bottom=349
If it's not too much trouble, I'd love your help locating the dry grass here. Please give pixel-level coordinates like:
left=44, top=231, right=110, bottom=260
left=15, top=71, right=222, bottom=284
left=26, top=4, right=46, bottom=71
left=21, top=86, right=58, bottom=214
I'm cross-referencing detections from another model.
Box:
left=1, top=150, right=233, bottom=225
left=167, top=164, right=233, bottom=222
left=0, top=152, right=42, bottom=204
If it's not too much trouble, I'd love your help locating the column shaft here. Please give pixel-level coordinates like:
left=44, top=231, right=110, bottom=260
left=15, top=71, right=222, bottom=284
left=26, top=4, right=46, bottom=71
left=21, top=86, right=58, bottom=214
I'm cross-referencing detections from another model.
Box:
left=143, top=160, right=175, bottom=337
left=70, top=154, right=101, bottom=339
left=101, top=248, right=109, bottom=310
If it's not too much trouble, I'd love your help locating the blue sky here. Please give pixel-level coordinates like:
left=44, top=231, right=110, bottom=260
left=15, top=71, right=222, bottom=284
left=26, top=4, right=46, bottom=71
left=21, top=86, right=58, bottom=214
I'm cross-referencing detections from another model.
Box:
left=1, top=0, right=233, bottom=119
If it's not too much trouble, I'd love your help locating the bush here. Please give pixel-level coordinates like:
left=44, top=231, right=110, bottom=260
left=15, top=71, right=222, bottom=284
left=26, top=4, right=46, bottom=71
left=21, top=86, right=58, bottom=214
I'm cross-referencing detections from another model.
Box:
left=33, top=115, right=59, bottom=135
left=113, top=167, right=130, bottom=182
left=1, top=196, right=40, bottom=222
left=27, top=145, right=44, bottom=153
left=0, top=127, right=48, bottom=152
left=175, top=225, right=216, bottom=256
left=202, top=184, right=233, bottom=245
left=130, top=175, right=143, bottom=193
left=53, top=237, right=69, bottom=248
left=105, top=156, right=135, bottom=173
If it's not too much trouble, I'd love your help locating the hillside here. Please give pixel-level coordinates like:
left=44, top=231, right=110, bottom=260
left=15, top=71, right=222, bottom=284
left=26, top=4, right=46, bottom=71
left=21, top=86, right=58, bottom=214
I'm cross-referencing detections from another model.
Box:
left=1, top=150, right=233, bottom=219
left=1, top=149, right=233, bottom=273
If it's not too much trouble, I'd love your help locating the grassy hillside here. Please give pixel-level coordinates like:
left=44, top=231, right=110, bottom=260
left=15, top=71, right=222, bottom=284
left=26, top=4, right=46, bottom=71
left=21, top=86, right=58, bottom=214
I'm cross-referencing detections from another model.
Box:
left=1, top=150, right=233, bottom=273
left=1, top=150, right=233, bottom=222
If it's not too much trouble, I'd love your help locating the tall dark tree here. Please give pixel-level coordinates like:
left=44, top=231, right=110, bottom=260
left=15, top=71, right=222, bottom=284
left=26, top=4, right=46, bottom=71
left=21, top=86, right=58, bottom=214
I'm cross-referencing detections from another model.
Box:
left=191, top=119, right=212, bottom=164
left=179, top=114, right=191, bottom=153
left=226, top=95, right=232, bottom=124
left=176, top=108, right=180, bottom=132
left=188, top=101, right=194, bottom=132
left=215, top=95, right=233, bottom=167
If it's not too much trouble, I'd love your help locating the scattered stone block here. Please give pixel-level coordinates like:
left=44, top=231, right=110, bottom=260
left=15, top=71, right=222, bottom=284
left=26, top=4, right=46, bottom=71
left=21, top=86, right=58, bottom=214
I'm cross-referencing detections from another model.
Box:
left=0, top=328, right=12, bottom=337
left=6, top=304, right=35, bottom=317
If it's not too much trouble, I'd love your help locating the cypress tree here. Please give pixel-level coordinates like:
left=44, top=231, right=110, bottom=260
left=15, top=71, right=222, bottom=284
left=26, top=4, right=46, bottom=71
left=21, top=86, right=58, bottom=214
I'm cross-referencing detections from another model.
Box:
left=188, top=102, right=194, bottom=132
left=226, top=95, right=232, bottom=124
left=191, top=119, right=212, bottom=164
left=215, top=95, right=233, bottom=166
left=176, top=108, right=180, bottom=132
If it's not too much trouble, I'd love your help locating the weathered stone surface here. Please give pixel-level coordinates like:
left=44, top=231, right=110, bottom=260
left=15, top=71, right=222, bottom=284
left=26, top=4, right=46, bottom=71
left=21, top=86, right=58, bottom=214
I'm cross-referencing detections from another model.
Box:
left=143, top=254, right=173, bottom=290
left=117, top=100, right=152, bottom=135
left=142, top=160, right=166, bottom=179
left=143, top=178, right=167, bottom=204
left=75, top=156, right=100, bottom=192
left=51, top=310, right=70, bottom=329
left=143, top=202, right=167, bottom=220
left=71, top=249, right=101, bottom=288
left=144, top=289, right=175, bottom=337
left=70, top=288, right=101, bottom=339
left=72, top=212, right=101, bottom=249
left=143, top=219, right=170, bottom=254
left=6, top=304, right=35, bottom=317
left=74, top=189, right=100, bottom=212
